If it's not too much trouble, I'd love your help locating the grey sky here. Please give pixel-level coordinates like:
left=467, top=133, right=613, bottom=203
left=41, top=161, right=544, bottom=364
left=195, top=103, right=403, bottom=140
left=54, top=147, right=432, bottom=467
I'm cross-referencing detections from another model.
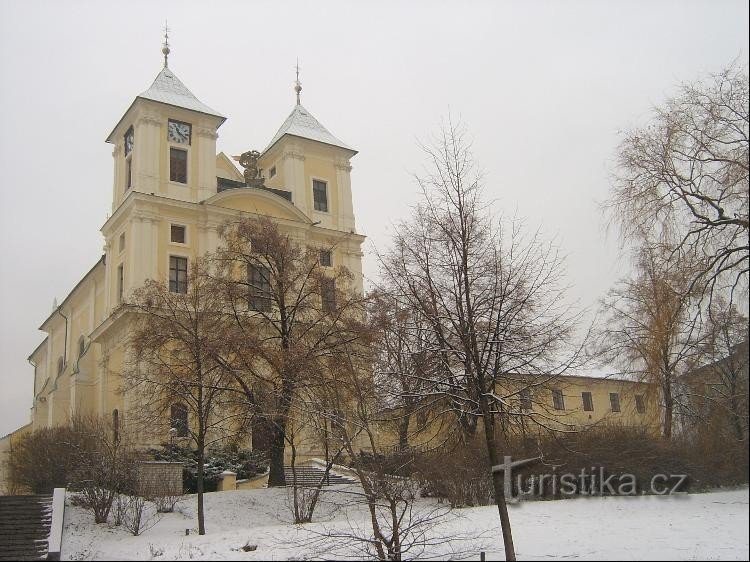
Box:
left=1, top=0, right=747, bottom=437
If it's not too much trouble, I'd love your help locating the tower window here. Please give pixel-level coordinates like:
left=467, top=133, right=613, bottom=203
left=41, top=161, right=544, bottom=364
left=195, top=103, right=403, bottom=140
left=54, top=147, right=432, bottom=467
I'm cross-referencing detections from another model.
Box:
left=609, top=392, right=621, bottom=413
left=170, top=148, right=188, bottom=183
left=582, top=391, right=594, bottom=412
left=169, top=256, right=188, bottom=294
left=635, top=394, right=646, bottom=414
left=126, top=158, right=132, bottom=189
left=112, top=409, right=120, bottom=443
left=117, top=264, right=124, bottom=303
left=313, top=180, right=328, bottom=212
left=320, top=250, right=332, bottom=267
left=552, top=389, right=565, bottom=411
left=321, top=278, right=336, bottom=313
left=519, top=388, right=532, bottom=410
left=170, top=403, right=188, bottom=437
left=248, top=264, right=271, bottom=312
left=171, top=224, right=186, bottom=244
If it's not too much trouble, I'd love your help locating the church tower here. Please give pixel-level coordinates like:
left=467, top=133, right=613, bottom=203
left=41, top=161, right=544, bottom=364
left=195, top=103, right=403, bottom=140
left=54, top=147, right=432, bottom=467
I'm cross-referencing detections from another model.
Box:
left=105, top=33, right=225, bottom=210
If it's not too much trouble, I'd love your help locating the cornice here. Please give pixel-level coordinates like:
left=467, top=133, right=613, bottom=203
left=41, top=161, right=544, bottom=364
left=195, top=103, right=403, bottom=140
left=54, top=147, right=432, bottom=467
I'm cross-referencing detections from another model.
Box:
left=282, top=150, right=306, bottom=162
left=196, top=126, right=218, bottom=140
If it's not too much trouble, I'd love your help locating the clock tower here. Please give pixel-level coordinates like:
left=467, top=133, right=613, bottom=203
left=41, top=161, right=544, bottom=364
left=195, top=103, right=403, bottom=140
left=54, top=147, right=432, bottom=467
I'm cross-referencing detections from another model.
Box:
left=105, top=42, right=225, bottom=211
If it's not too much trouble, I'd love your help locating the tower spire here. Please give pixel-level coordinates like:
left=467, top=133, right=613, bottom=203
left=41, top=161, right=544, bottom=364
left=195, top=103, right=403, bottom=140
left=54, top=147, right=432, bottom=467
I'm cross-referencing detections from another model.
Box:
left=294, top=59, right=302, bottom=105
left=162, top=21, right=171, bottom=68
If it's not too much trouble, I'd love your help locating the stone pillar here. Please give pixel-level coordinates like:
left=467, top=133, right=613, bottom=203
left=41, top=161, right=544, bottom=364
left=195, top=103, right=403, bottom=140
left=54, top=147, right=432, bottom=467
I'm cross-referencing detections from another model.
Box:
left=283, top=148, right=306, bottom=213
left=335, top=160, right=355, bottom=232
left=217, top=470, right=237, bottom=492
left=197, top=126, right=218, bottom=202
left=136, top=113, right=162, bottom=195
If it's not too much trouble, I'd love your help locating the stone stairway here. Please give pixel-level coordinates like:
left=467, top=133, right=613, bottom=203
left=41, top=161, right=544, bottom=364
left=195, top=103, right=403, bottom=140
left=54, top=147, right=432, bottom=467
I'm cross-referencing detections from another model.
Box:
left=0, top=495, right=53, bottom=561
left=283, top=465, right=357, bottom=487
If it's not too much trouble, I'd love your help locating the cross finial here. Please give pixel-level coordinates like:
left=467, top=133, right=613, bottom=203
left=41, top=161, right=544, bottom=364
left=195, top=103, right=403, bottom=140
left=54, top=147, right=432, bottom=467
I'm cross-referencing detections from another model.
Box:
left=162, top=21, right=171, bottom=68
left=294, top=59, right=302, bottom=105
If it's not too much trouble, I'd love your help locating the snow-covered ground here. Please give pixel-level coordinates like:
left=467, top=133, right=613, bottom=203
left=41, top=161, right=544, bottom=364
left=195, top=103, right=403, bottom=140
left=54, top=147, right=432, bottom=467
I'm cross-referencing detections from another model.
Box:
left=61, top=486, right=749, bottom=561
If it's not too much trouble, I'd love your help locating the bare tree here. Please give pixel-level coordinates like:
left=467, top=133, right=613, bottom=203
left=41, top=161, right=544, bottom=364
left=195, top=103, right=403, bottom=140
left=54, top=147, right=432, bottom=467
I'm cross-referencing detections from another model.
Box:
left=123, top=258, right=245, bottom=535
left=607, top=63, right=749, bottom=304
left=686, top=298, right=749, bottom=441
left=595, top=240, right=703, bottom=439
left=306, top=339, right=465, bottom=561
left=214, top=216, right=367, bottom=487
left=377, top=120, right=586, bottom=561
left=369, top=291, right=443, bottom=451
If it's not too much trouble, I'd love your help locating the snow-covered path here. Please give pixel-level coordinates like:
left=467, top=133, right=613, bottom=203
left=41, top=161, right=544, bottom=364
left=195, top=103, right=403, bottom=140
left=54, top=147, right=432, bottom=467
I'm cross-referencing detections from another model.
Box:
left=61, top=487, right=749, bottom=561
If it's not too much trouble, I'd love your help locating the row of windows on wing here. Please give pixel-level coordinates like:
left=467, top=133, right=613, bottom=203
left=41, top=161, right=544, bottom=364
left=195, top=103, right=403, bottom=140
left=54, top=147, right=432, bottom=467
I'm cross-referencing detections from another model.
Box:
left=106, top=405, right=188, bottom=443
left=517, top=389, right=647, bottom=414
left=52, top=335, right=90, bottom=378
left=167, top=258, right=337, bottom=313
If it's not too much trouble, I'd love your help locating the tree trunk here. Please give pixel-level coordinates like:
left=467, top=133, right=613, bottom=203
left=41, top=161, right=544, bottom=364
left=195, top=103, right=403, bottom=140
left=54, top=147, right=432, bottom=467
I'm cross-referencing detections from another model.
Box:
left=662, top=381, right=673, bottom=439
left=398, top=413, right=411, bottom=449
left=197, top=439, right=206, bottom=535
left=479, top=395, right=516, bottom=561
left=663, top=401, right=673, bottom=439
left=267, top=418, right=288, bottom=487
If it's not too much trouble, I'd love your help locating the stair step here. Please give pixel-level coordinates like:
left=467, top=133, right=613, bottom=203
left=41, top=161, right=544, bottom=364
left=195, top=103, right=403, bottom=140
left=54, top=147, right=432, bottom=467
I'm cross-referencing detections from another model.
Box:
left=282, top=465, right=357, bottom=486
left=0, top=495, right=53, bottom=561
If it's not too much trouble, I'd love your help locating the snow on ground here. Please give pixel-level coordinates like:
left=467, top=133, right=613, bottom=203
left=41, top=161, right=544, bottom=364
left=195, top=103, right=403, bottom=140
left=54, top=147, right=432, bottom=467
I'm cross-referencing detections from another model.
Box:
left=61, top=486, right=749, bottom=561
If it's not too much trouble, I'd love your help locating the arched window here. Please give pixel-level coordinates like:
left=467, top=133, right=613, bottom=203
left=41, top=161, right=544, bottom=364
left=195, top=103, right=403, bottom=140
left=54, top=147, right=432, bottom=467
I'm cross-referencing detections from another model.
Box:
left=78, top=336, right=86, bottom=359
left=170, top=403, right=188, bottom=437
left=112, top=409, right=119, bottom=443
left=57, top=357, right=64, bottom=377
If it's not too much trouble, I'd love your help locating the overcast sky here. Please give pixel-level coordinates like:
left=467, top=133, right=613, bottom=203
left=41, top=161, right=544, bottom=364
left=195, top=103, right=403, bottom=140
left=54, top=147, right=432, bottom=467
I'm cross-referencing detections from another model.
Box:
left=0, top=0, right=747, bottom=437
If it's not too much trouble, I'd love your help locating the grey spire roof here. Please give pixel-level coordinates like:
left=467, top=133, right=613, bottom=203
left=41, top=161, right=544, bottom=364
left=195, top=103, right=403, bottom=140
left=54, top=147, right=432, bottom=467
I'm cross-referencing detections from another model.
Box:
left=263, top=104, right=355, bottom=155
left=138, top=67, right=224, bottom=119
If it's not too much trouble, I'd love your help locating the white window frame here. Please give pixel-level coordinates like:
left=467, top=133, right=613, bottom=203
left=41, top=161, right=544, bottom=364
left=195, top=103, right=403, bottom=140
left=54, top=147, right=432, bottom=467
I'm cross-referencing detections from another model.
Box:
left=169, top=223, right=189, bottom=246
left=311, top=177, right=330, bottom=214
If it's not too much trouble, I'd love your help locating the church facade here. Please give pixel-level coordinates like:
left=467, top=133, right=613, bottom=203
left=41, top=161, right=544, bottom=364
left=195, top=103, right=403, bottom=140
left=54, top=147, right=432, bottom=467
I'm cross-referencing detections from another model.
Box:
left=1, top=48, right=364, bottom=465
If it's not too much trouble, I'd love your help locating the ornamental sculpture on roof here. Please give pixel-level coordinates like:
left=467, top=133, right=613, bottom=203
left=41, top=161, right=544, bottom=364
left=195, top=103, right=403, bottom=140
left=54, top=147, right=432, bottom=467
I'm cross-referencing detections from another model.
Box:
left=238, top=149, right=265, bottom=188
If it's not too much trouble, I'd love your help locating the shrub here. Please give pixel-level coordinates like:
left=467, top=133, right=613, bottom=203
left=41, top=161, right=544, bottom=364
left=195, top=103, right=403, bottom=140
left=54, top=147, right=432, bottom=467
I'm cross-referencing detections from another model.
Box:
left=148, top=443, right=267, bottom=493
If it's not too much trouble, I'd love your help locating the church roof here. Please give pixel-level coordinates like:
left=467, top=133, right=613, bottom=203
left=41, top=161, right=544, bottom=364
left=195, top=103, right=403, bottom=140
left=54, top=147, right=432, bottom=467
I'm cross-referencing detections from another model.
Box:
left=263, top=104, right=356, bottom=155
left=107, top=66, right=224, bottom=142
left=138, top=67, right=224, bottom=120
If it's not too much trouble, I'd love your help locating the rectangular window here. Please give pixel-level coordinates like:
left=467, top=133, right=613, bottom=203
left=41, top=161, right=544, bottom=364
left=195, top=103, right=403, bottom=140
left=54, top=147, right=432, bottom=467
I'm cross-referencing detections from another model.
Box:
left=126, top=158, right=132, bottom=189
left=635, top=394, right=646, bottom=414
left=170, top=403, right=188, bottom=437
left=118, top=232, right=125, bottom=253
left=248, top=264, right=271, bottom=312
left=321, top=278, right=336, bottom=313
left=169, top=256, right=188, bottom=294
left=609, top=392, right=621, bottom=413
left=582, top=391, right=594, bottom=412
left=320, top=250, right=332, bottom=267
left=171, top=224, right=186, bottom=244
left=269, top=165, right=276, bottom=178
left=552, top=389, right=565, bottom=411
left=170, top=148, right=187, bottom=183
left=519, top=388, right=532, bottom=410
left=313, top=179, right=328, bottom=212
left=117, top=264, right=124, bottom=303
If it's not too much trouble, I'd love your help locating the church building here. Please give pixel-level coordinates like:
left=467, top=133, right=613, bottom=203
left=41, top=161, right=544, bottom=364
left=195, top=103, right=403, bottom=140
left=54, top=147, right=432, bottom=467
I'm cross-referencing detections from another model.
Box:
left=1, top=41, right=365, bottom=476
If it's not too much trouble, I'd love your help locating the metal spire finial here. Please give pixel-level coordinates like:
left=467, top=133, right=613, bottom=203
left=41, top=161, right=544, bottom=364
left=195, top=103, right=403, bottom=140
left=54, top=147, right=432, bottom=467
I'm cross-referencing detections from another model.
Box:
left=294, top=59, right=302, bottom=105
left=162, top=21, right=171, bottom=68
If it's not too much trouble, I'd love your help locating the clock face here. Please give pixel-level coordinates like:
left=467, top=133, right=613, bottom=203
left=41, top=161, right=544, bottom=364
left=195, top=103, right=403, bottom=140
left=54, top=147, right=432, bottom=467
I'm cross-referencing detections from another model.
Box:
left=124, top=127, right=134, bottom=156
left=168, top=120, right=191, bottom=145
